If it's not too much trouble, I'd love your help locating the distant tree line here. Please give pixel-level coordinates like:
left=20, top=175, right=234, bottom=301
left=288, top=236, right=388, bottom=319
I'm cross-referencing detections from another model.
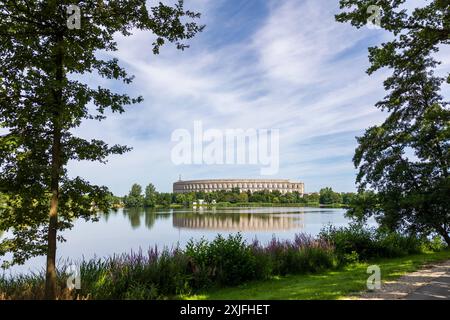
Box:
left=120, top=183, right=356, bottom=208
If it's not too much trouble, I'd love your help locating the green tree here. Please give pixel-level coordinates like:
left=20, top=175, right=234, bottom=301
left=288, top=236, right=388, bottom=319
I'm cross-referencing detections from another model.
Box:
left=124, top=183, right=144, bottom=207
left=337, top=1, right=450, bottom=244
left=156, top=192, right=172, bottom=206
left=186, top=192, right=195, bottom=204
left=304, top=192, right=320, bottom=204
left=175, top=193, right=186, bottom=205
left=238, top=192, right=248, bottom=203
left=319, top=187, right=342, bottom=205
left=144, top=183, right=157, bottom=207
left=204, top=191, right=217, bottom=203
left=341, top=192, right=356, bottom=205
left=0, top=192, right=7, bottom=209
left=0, top=0, right=203, bottom=298
left=195, top=191, right=206, bottom=200
left=105, top=193, right=123, bottom=209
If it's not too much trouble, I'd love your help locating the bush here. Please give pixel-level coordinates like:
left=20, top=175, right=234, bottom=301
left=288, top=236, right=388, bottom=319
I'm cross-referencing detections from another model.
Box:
left=423, top=235, right=447, bottom=252
left=343, top=251, right=360, bottom=264
left=185, top=234, right=258, bottom=286
left=123, top=282, right=158, bottom=300
left=320, top=223, right=425, bottom=263
left=184, top=238, right=213, bottom=288
left=319, top=223, right=377, bottom=263
left=79, top=247, right=192, bottom=299
left=258, top=234, right=335, bottom=275
left=375, top=230, right=422, bottom=257
left=249, top=240, right=273, bottom=280
left=208, top=234, right=257, bottom=285
left=3, top=227, right=433, bottom=300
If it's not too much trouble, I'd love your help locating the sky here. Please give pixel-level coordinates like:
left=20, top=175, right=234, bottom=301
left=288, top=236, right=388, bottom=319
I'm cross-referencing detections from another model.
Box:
left=64, top=0, right=449, bottom=195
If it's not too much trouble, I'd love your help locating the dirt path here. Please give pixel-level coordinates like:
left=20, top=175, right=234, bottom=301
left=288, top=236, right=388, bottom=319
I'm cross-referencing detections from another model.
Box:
left=355, top=259, right=450, bottom=300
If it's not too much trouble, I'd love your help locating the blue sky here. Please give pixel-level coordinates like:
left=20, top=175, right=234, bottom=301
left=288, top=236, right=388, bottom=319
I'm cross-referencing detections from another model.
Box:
left=65, top=0, right=449, bottom=195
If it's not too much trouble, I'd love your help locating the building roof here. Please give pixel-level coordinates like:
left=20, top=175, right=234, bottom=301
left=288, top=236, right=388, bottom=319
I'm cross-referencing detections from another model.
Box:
left=174, top=178, right=302, bottom=184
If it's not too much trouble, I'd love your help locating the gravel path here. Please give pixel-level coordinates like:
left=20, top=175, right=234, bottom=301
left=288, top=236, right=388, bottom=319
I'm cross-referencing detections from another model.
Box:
left=355, top=259, right=450, bottom=300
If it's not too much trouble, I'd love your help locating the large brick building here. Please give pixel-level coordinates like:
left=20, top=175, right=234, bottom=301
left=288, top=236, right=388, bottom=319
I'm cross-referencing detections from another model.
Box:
left=173, top=179, right=304, bottom=195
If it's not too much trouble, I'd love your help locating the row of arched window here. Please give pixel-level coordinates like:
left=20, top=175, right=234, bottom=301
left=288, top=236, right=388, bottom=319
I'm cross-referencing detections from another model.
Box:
left=178, top=182, right=303, bottom=192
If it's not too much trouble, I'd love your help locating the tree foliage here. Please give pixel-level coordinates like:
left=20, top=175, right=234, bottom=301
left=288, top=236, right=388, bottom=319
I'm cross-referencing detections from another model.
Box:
left=319, top=187, right=342, bottom=205
left=144, top=183, right=157, bottom=208
left=123, top=183, right=144, bottom=208
left=337, top=0, right=450, bottom=244
left=0, top=0, right=203, bottom=298
left=119, top=182, right=354, bottom=207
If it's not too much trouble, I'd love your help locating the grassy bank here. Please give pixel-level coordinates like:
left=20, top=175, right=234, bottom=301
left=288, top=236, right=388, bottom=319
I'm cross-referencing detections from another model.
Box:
left=148, top=202, right=346, bottom=209
left=0, top=233, right=335, bottom=300
left=211, top=202, right=345, bottom=208
left=1, top=226, right=447, bottom=300
left=154, top=204, right=184, bottom=209
left=151, top=202, right=323, bottom=208
left=186, top=250, right=450, bottom=300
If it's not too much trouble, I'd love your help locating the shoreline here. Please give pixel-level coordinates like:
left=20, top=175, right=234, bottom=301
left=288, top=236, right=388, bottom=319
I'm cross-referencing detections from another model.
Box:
left=118, top=203, right=349, bottom=210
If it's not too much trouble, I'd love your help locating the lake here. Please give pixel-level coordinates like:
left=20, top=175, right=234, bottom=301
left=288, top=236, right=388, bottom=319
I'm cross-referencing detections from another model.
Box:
left=1, top=207, right=370, bottom=275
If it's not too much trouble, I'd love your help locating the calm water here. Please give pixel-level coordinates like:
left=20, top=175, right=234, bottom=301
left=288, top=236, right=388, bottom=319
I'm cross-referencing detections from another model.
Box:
left=1, top=207, right=370, bottom=275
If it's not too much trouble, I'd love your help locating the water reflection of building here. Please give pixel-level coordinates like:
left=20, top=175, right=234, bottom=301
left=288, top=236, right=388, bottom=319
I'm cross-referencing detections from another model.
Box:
left=173, top=213, right=303, bottom=231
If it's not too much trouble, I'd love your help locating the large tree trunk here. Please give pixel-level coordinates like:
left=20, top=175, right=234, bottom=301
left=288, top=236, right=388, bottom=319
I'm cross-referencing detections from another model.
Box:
left=441, top=229, right=450, bottom=247
left=44, top=152, right=60, bottom=299
left=45, top=32, right=64, bottom=300
left=44, top=127, right=61, bottom=299
left=435, top=224, right=450, bottom=247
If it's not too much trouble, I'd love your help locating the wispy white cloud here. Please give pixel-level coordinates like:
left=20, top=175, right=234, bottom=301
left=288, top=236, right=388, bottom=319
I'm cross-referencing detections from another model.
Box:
left=68, top=0, right=403, bottom=194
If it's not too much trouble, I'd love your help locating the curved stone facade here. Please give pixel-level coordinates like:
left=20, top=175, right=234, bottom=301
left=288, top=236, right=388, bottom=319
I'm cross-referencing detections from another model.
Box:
left=173, top=179, right=304, bottom=194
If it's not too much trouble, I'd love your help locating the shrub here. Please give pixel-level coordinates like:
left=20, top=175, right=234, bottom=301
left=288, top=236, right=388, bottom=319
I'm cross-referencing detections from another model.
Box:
left=4, top=228, right=432, bottom=300
left=123, top=282, right=158, bottom=300
left=185, top=238, right=217, bottom=288
left=185, top=234, right=257, bottom=286
left=261, top=234, right=335, bottom=275
left=208, top=234, right=257, bottom=285
left=249, top=239, right=273, bottom=280
left=423, top=235, right=447, bottom=252
left=78, top=247, right=192, bottom=299
left=301, top=246, right=335, bottom=272
left=343, top=251, right=360, bottom=264
left=320, top=224, right=425, bottom=263
left=319, top=223, right=377, bottom=263
left=375, top=230, right=422, bottom=257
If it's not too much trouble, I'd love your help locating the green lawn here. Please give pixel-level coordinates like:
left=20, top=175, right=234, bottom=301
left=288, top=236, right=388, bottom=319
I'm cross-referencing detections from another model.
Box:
left=183, top=250, right=450, bottom=300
